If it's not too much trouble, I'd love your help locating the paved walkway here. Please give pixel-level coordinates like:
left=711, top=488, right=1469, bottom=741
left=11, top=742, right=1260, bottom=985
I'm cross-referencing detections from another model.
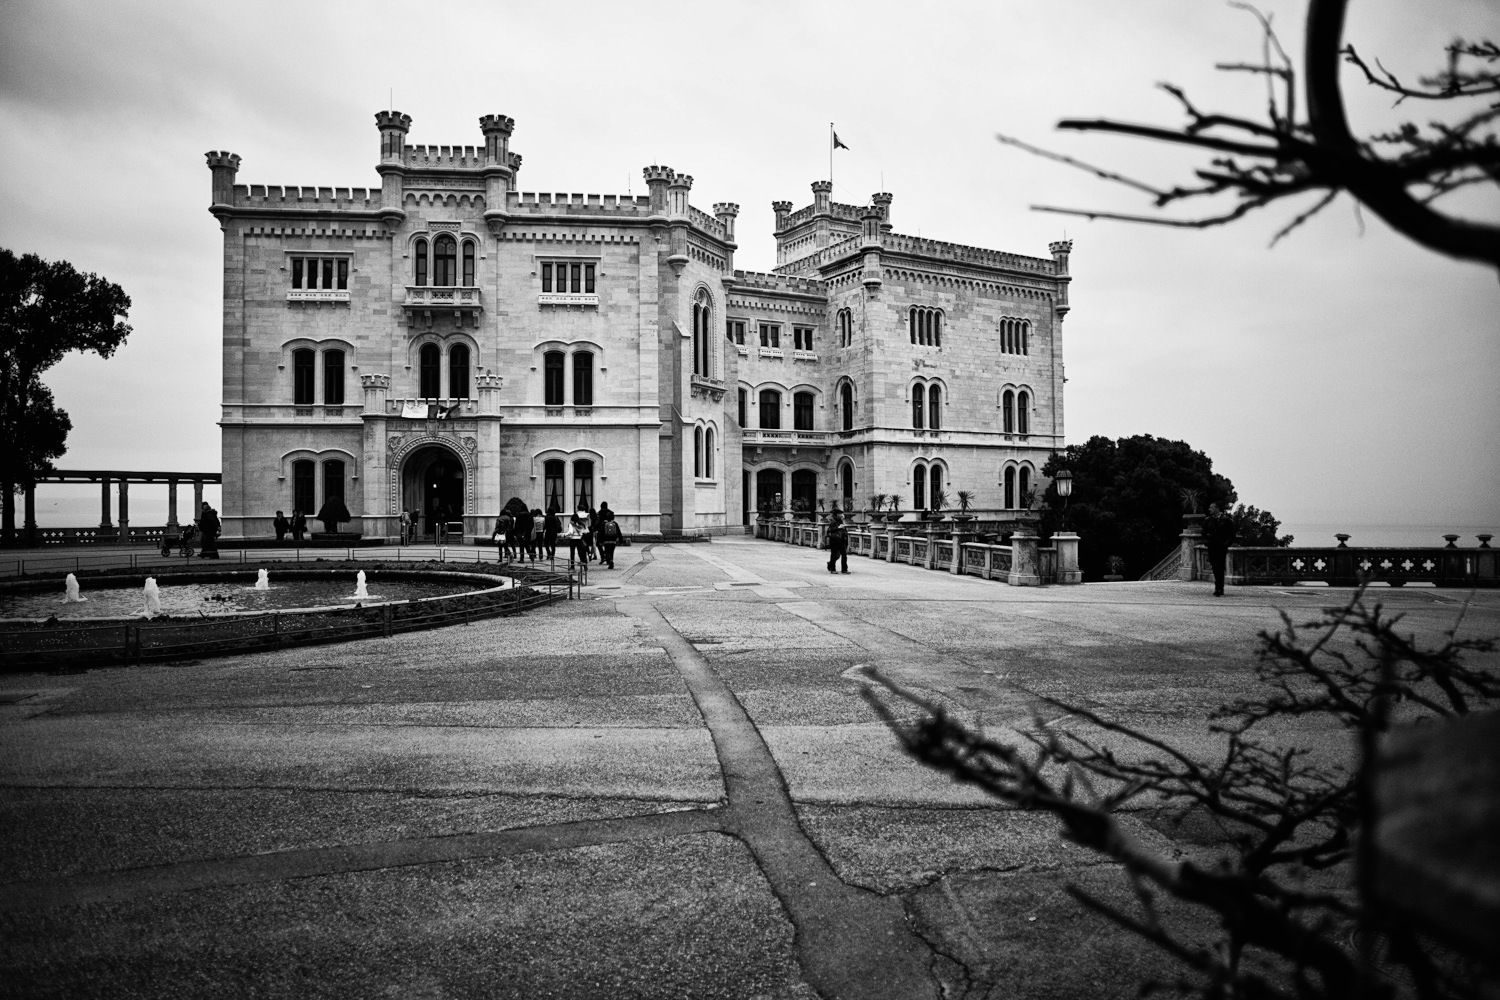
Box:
left=3, top=537, right=1497, bottom=999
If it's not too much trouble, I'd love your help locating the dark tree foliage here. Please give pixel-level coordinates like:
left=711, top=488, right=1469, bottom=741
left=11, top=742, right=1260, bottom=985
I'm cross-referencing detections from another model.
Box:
left=1000, top=0, right=1500, bottom=274
left=1039, top=435, right=1244, bottom=580
left=867, top=592, right=1499, bottom=998
left=315, top=498, right=351, bottom=533
left=1, top=248, right=131, bottom=545
left=1231, top=503, right=1294, bottom=546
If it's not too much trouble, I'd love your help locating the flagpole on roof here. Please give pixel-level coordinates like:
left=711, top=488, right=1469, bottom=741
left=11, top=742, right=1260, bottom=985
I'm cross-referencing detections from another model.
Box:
left=829, top=123, right=834, bottom=190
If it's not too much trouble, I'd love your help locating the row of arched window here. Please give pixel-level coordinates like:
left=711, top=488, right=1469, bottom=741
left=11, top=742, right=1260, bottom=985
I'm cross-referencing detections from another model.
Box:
left=692, top=289, right=714, bottom=378
left=419, top=343, right=471, bottom=399
left=1000, top=318, right=1030, bottom=355
left=1001, top=389, right=1032, bottom=435
left=748, top=460, right=1043, bottom=514
left=910, top=306, right=943, bottom=346
left=911, top=382, right=943, bottom=430
left=289, top=457, right=345, bottom=517
left=292, top=348, right=345, bottom=406
left=836, top=308, right=853, bottom=347
left=412, top=234, right=478, bottom=287
left=543, top=349, right=594, bottom=407
left=542, top=458, right=595, bottom=513
left=693, top=425, right=718, bottom=479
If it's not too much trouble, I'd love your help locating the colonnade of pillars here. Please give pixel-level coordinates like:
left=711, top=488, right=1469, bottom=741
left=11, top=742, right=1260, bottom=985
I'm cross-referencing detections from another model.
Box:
left=19, top=476, right=208, bottom=545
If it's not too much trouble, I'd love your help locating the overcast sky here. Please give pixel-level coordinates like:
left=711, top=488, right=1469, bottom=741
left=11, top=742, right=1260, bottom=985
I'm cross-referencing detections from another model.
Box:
left=2, top=0, right=1496, bottom=537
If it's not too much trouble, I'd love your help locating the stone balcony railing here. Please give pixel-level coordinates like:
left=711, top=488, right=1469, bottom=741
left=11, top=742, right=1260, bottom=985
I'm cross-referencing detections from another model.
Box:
left=742, top=430, right=831, bottom=448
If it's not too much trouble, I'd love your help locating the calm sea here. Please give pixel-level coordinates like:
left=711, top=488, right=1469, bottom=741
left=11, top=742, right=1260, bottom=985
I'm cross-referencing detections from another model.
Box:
left=1279, top=523, right=1496, bottom=548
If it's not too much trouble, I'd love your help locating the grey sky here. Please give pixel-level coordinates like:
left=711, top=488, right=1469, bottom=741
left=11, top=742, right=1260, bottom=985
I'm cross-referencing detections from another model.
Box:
left=3, top=0, right=1496, bottom=532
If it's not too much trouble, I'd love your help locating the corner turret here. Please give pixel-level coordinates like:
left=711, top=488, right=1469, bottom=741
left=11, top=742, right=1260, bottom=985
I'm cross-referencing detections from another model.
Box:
left=667, top=172, right=693, bottom=219
left=644, top=165, right=675, bottom=216
left=811, top=180, right=832, bottom=216
left=1050, top=239, right=1074, bottom=317
left=772, top=200, right=793, bottom=231
left=374, top=110, right=411, bottom=227
left=205, top=151, right=241, bottom=220
left=860, top=204, right=884, bottom=290
left=872, top=191, right=893, bottom=232
left=480, top=114, right=519, bottom=234
left=713, top=202, right=739, bottom=241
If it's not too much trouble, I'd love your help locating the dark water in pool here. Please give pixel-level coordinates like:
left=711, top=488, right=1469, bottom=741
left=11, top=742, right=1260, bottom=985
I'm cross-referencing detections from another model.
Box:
left=1, top=575, right=501, bottom=619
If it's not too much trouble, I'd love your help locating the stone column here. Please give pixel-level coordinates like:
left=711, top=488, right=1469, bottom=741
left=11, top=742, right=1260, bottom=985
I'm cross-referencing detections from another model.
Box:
left=1054, top=531, right=1082, bottom=584
left=923, top=523, right=939, bottom=570
left=1178, top=515, right=1203, bottom=581
left=167, top=479, right=180, bottom=531
left=23, top=483, right=37, bottom=547
left=1008, top=528, right=1041, bottom=587
left=99, top=477, right=113, bottom=529
left=950, top=530, right=974, bottom=575
left=193, top=481, right=204, bottom=527
left=886, top=518, right=900, bottom=562
left=118, top=482, right=130, bottom=542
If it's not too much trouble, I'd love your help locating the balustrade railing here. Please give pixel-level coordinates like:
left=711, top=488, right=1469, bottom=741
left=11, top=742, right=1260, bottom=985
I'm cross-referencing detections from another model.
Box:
left=1224, top=544, right=1497, bottom=588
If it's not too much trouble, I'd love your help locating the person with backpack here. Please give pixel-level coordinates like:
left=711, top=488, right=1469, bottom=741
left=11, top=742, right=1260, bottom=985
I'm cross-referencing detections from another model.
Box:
left=542, top=505, right=563, bottom=562
left=598, top=503, right=621, bottom=569
left=493, top=508, right=515, bottom=561
left=826, top=506, right=850, bottom=574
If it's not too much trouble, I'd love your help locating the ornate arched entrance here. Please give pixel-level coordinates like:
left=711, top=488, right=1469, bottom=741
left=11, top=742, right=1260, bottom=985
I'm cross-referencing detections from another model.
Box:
left=403, top=445, right=465, bottom=539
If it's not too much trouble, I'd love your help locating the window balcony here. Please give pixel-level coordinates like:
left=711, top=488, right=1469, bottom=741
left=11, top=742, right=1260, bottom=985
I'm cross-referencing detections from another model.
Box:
left=286, top=289, right=351, bottom=304
left=758, top=347, right=784, bottom=359
left=793, top=350, right=818, bottom=362
left=742, top=429, right=830, bottom=447
left=538, top=293, right=599, bottom=308
left=403, top=286, right=482, bottom=326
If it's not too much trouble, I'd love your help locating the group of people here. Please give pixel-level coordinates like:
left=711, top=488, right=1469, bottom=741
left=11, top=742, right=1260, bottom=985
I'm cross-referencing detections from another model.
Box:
left=493, top=502, right=623, bottom=569
left=272, top=509, right=308, bottom=543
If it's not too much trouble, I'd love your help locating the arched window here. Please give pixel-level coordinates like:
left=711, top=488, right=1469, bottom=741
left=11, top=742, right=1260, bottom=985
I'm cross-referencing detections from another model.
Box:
left=544, top=351, right=565, bottom=406
left=462, top=239, right=476, bottom=286
left=759, top=389, right=781, bottom=429
left=793, top=391, right=814, bottom=431
left=323, top=459, right=345, bottom=507
left=419, top=344, right=441, bottom=399
left=433, top=235, right=457, bottom=286
left=692, top=289, right=712, bottom=378
left=928, top=384, right=941, bottom=430
left=909, top=307, right=942, bottom=347
left=1019, top=466, right=1032, bottom=504
left=694, top=427, right=704, bottom=478
left=840, top=381, right=854, bottom=431
left=1002, top=389, right=1015, bottom=434
left=413, top=237, right=428, bottom=287
left=837, top=308, right=853, bottom=347
left=737, top=388, right=747, bottom=427
left=840, top=462, right=854, bottom=507
left=1004, top=466, right=1016, bottom=509
left=756, top=469, right=784, bottom=512
left=573, top=351, right=594, bottom=406
left=792, top=469, right=818, bottom=517
left=293, top=349, right=315, bottom=405
left=1018, top=390, right=1031, bottom=435
left=1021, top=321, right=1029, bottom=356
left=543, top=459, right=565, bottom=513
left=912, top=384, right=925, bottom=429
left=573, top=459, right=594, bottom=510
left=704, top=426, right=715, bottom=479
left=449, top=344, right=470, bottom=399
left=913, top=463, right=926, bottom=510
left=323, top=350, right=345, bottom=405
left=929, top=465, right=943, bottom=507
left=292, top=459, right=315, bottom=517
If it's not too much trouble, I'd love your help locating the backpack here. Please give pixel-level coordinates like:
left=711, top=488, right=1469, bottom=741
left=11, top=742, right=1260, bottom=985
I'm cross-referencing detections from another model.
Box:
left=494, top=514, right=513, bottom=539
left=603, top=520, right=622, bottom=542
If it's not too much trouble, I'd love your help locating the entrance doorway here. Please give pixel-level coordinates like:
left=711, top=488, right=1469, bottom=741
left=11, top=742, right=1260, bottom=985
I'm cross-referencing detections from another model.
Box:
left=404, top=446, right=465, bottom=538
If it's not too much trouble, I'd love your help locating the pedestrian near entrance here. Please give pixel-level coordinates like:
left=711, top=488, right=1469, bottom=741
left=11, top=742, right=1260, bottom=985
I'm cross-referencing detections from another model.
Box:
left=528, top=509, right=544, bottom=561
left=493, top=509, right=515, bottom=560
left=1203, top=504, right=1236, bottom=597
left=273, top=510, right=290, bottom=542
left=543, top=505, right=562, bottom=561
left=399, top=508, right=411, bottom=544
left=291, top=510, right=307, bottom=542
left=514, top=507, right=535, bottom=562
left=198, top=502, right=221, bottom=559
left=826, top=507, right=849, bottom=574
left=598, top=504, right=620, bottom=569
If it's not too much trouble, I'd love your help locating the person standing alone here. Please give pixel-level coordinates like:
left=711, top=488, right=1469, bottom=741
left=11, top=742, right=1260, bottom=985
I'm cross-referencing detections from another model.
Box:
left=825, top=506, right=849, bottom=575
left=1203, top=504, right=1236, bottom=597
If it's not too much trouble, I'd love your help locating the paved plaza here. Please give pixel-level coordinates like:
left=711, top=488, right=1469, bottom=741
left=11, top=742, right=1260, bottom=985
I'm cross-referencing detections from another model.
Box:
left=3, top=537, right=1497, bottom=999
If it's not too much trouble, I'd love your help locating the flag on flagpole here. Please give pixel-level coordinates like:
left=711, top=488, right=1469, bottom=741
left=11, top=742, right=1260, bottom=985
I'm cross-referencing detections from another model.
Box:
left=833, top=131, right=849, bottom=150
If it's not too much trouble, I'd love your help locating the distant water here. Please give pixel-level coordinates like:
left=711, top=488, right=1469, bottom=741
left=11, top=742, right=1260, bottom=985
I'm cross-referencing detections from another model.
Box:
left=1281, top=523, right=1496, bottom=548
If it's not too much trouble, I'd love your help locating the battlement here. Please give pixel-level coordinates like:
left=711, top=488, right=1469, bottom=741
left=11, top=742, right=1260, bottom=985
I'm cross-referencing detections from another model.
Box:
left=403, top=145, right=484, bottom=168
left=731, top=269, right=828, bottom=295
left=772, top=235, right=862, bottom=275
left=688, top=205, right=728, bottom=240
left=883, top=232, right=1056, bottom=274
left=236, top=185, right=379, bottom=209
left=506, top=191, right=653, bottom=215
left=779, top=200, right=866, bottom=231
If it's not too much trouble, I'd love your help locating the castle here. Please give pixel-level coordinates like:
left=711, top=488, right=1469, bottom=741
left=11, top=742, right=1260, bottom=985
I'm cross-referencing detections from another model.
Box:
left=205, top=112, right=1072, bottom=540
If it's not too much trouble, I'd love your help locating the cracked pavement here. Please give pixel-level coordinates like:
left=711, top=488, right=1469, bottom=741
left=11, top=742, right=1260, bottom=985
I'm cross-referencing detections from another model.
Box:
left=4, top=537, right=1496, bottom=998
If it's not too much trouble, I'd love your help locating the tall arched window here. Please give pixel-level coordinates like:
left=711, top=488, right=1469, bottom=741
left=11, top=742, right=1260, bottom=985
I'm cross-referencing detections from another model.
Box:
left=293, top=349, right=315, bottom=405
left=292, top=459, right=315, bottom=517
left=323, top=350, right=345, bottom=405
left=928, top=385, right=941, bottom=430
left=1019, top=466, right=1032, bottom=504
left=573, top=459, right=594, bottom=510
left=793, top=391, right=814, bottom=431
left=1018, top=390, right=1031, bottom=435
left=1002, top=389, right=1015, bottom=434
left=323, top=459, right=345, bottom=507
left=1021, top=321, right=1029, bottom=355
left=692, top=289, right=712, bottom=378
left=912, top=384, right=925, bottom=429
left=756, top=469, right=784, bottom=512
left=837, top=308, right=853, bottom=347
left=694, top=427, right=704, bottom=478
left=704, top=426, right=715, bottom=479
left=462, top=239, right=476, bottom=286
left=840, top=462, right=854, bottom=507
left=413, top=237, right=428, bottom=287
left=1004, top=467, right=1017, bottom=509
left=544, top=351, right=565, bottom=406
left=737, top=388, right=747, bottom=427
left=913, top=464, right=926, bottom=510
left=573, top=351, right=594, bottom=406
left=929, top=465, right=943, bottom=507
left=448, top=345, right=470, bottom=399
left=419, top=344, right=441, bottom=398
left=543, top=459, right=565, bottom=513
left=433, top=235, right=457, bottom=286
left=759, top=389, right=781, bottom=429
left=840, top=382, right=854, bottom=431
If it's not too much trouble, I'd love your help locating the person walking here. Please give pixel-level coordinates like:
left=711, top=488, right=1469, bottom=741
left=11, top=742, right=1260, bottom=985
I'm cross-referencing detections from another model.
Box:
left=1203, top=504, right=1236, bottom=597
left=528, top=508, right=544, bottom=561
left=514, top=507, right=535, bottom=562
left=493, top=508, right=515, bottom=561
left=542, top=505, right=562, bottom=562
left=291, top=509, right=307, bottom=542
left=198, top=502, right=221, bottom=559
left=826, top=506, right=849, bottom=574
left=598, top=503, right=620, bottom=569
left=399, top=508, right=411, bottom=545
left=571, top=508, right=592, bottom=566
left=273, top=510, right=290, bottom=542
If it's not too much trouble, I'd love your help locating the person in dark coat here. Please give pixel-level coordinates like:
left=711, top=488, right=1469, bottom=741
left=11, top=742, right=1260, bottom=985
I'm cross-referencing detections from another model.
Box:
left=198, top=502, right=221, bottom=559
left=1203, top=504, right=1236, bottom=597
left=514, top=507, right=535, bottom=562
left=826, top=507, right=849, bottom=574
left=291, top=510, right=307, bottom=542
left=273, top=510, right=290, bottom=542
left=542, top=505, right=563, bottom=562
left=598, top=503, right=620, bottom=569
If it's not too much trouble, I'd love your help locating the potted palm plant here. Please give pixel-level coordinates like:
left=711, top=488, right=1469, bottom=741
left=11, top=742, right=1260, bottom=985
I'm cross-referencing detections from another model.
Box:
left=953, top=490, right=977, bottom=523
left=927, top=488, right=949, bottom=522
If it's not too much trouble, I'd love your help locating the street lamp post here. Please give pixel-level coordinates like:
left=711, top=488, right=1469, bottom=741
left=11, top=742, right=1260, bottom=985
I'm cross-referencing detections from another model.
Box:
left=1055, top=469, right=1073, bottom=530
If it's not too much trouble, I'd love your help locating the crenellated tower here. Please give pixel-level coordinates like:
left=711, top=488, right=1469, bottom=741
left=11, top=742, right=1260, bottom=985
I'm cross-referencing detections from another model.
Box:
left=479, top=114, right=521, bottom=234
left=374, top=110, right=412, bottom=226
left=205, top=151, right=241, bottom=223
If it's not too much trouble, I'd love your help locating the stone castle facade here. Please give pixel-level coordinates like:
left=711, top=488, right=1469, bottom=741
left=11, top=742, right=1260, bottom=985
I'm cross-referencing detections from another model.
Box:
left=206, top=112, right=1072, bottom=540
